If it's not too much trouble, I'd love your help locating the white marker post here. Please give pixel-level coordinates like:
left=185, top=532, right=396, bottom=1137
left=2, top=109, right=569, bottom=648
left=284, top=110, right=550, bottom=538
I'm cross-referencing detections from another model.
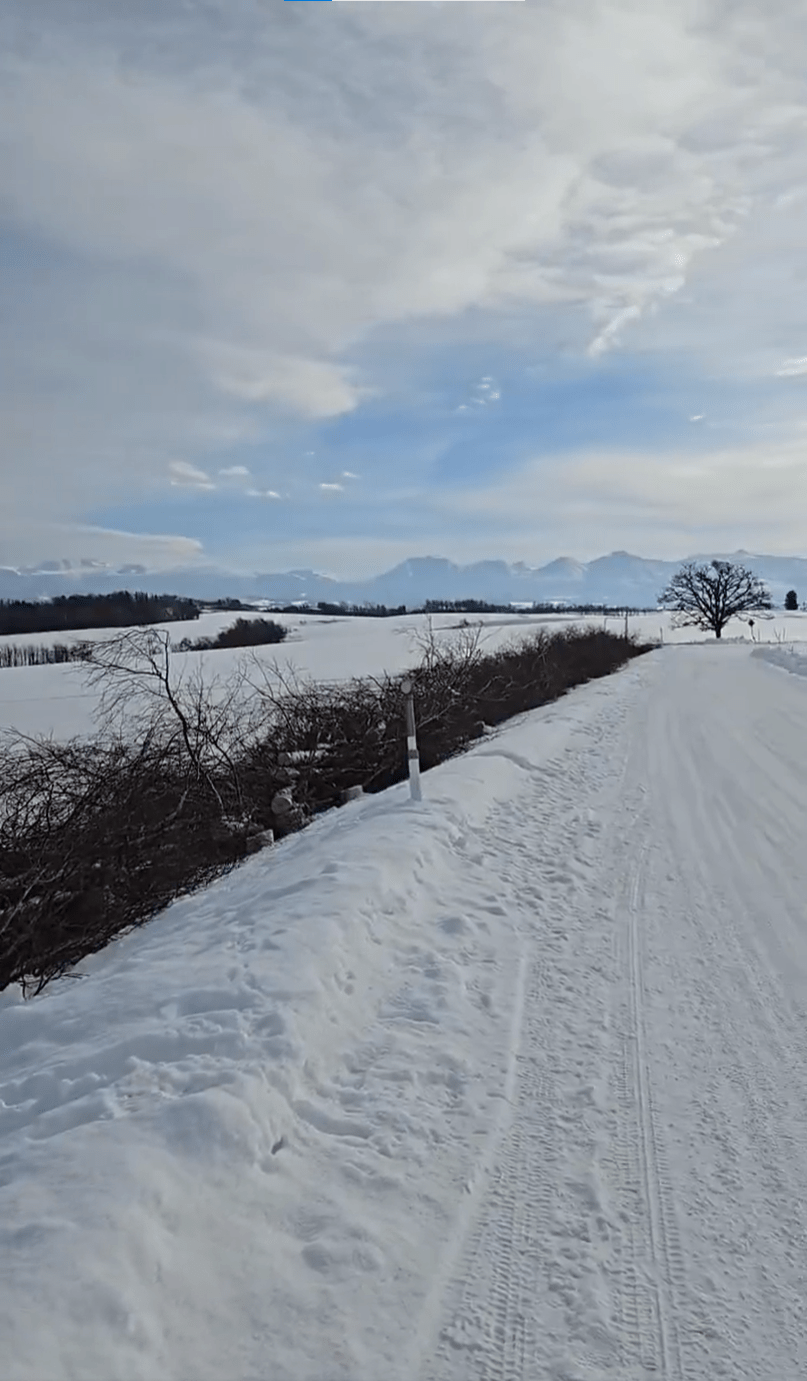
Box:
left=401, top=678, right=422, bottom=802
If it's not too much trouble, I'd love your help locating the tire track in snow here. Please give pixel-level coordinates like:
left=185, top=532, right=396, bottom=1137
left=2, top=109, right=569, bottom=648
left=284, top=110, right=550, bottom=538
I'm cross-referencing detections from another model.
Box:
left=406, top=944, right=534, bottom=1381
left=416, top=690, right=655, bottom=1380
left=418, top=957, right=553, bottom=1381
left=651, top=768, right=807, bottom=1369
left=610, top=828, right=688, bottom=1380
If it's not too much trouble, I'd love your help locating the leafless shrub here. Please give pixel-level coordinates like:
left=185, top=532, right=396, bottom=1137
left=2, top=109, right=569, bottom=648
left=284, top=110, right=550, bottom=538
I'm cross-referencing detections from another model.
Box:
left=72, top=627, right=254, bottom=821
left=0, top=727, right=247, bottom=996
left=1, top=621, right=652, bottom=995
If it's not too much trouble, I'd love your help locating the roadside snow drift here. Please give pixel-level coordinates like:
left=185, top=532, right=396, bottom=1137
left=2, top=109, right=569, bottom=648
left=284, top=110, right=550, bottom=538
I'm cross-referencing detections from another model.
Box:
left=2, top=643, right=807, bottom=1379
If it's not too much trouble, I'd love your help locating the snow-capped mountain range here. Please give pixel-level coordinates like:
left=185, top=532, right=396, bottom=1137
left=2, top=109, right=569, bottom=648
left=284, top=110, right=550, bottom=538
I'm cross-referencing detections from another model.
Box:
left=1, top=549, right=805, bottom=608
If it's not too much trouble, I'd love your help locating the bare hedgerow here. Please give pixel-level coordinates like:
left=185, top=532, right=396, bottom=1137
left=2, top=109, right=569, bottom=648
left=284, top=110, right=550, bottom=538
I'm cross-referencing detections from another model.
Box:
left=0, top=629, right=291, bottom=994
left=1, top=620, right=654, bottom=995
left=234, top=652, right=397, bottom=818
left=0, top=726, right=247, bottom=995
left=394, top=618, right=564, bottom=769
left=69, top=627, right=255, bottom=825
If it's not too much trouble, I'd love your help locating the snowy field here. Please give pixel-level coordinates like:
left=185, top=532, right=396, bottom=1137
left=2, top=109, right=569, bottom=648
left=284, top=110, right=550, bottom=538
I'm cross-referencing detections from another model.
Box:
left=2, top=633, right=807, bottom=1378
left=2, top=605, right=807, bottom=744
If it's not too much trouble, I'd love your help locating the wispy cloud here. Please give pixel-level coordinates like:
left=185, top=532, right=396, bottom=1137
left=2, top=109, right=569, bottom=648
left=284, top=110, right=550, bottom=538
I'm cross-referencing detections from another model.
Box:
left=776, top=357, right=807, bottom=377
left=198, top=341, right=369, bottom=418
left=435, top=434, right=807, bottom=561
left=457, top=375, right=502, bottom=411
left=169, top=460, right=215, bottom=490
left=319, top=482, right=344, bottom=493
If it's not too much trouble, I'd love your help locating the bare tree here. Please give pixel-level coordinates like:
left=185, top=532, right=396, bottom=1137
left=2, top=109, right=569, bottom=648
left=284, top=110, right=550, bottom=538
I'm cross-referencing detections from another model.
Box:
left=68, top=628, right=254, bottom=823
left=657, top=560, right=772, bottom=639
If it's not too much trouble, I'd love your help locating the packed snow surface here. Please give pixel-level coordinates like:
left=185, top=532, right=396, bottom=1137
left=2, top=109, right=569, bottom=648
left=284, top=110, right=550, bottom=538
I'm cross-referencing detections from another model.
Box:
left=2, top=641, right=807, bottom=1378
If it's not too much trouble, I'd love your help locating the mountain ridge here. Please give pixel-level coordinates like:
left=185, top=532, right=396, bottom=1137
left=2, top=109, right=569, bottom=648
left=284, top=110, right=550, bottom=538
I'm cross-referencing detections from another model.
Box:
left=1, top=549, right=805, bottom=608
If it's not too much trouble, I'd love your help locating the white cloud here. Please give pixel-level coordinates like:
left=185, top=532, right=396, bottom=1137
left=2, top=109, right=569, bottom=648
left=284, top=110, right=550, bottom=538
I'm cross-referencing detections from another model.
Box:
left=776, top=357, right=807, bottom=377
left=689, top=414, right=705, bottom=421
left=435, top=435, right=807, bottom=559
left=588, top=304, right=644, bottom=358
left=341, top=471, right=360, bottom=479
left=169, top=459, right=215, bottom=489
left=0, top=521, right=204, bottom=572
left=246, top=488, right=282, bottom=500
left=218, top=464, right=250, bottom=476
left=199, top=341, right=368, bottom=418
left=319, top=482, right=344, bottom=492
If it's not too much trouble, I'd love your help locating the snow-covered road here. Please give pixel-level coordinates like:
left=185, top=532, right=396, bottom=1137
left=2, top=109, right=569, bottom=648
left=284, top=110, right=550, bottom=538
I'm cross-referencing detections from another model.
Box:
left=2, top=643, right=807, bottom=1378
left=422, top=643, right=807, bottom=1381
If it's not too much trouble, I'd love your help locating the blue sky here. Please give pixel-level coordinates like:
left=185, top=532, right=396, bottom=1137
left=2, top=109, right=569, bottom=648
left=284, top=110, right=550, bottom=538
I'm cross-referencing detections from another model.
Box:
left=3, top=0, right=807, bottom=578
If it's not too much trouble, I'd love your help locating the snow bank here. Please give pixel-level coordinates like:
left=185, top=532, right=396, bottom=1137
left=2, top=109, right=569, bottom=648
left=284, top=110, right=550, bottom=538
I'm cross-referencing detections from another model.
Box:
left=752, top=642, right=807, bottom=679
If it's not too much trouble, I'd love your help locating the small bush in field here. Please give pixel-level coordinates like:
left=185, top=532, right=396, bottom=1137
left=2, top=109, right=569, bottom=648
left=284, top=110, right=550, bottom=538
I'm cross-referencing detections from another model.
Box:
left=177, top=617, right=288, bottom=652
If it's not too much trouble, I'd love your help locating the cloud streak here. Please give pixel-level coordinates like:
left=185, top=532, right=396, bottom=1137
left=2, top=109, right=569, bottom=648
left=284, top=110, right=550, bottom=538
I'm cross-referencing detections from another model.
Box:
left=436, top=432, right=807, bottom=561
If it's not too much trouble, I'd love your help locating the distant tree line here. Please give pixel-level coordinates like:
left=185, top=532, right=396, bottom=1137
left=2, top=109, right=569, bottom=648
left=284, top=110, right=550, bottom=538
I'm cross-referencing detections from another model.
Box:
left=312, top=601, right=408, bottom=617
left=226, top=601, right=408, bottom=617
left=423, top=599, right=520, bottom=613
left=0, top=641, right=94, bottom=669
left=423, top=599, right=654, bottom=615
left=275, top=598, right=657, bottom=616
left=0, top=591, right=200, bottom=637
left=198, top=598, right=255, bottom=612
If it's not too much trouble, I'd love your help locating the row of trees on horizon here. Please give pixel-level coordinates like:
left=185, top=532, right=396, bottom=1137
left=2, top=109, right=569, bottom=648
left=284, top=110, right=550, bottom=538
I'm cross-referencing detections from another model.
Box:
left=0, top=590, right=200, bottom=638
left=0, top=566, right=803, bottom=642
